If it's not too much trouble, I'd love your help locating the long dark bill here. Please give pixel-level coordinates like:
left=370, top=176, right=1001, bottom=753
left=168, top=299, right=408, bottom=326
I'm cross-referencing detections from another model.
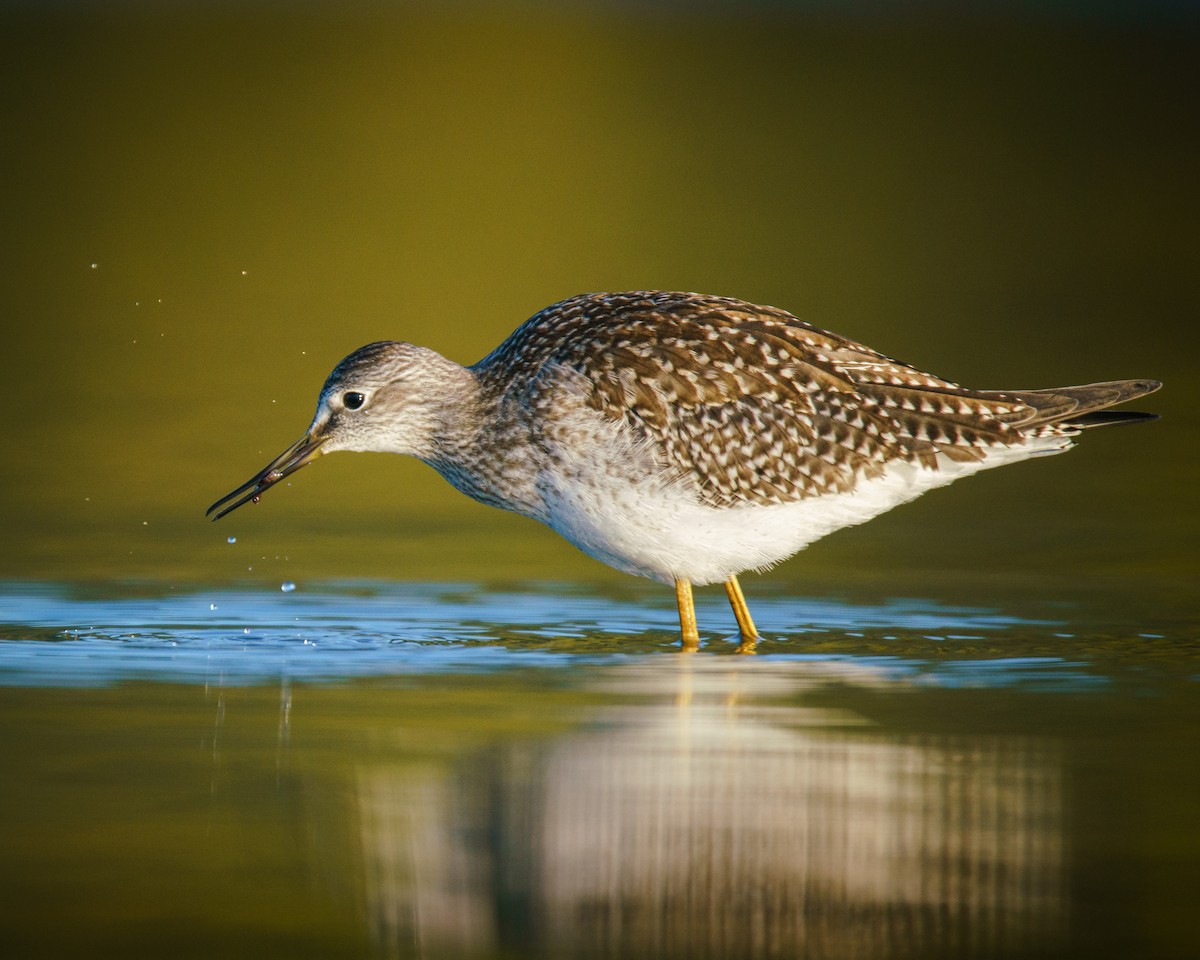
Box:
left=206, top=433, right=326, bottom=521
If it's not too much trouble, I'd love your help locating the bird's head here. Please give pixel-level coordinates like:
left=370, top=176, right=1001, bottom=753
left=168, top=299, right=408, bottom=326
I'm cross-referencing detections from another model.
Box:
left=206, top=341, right=470, bottom=521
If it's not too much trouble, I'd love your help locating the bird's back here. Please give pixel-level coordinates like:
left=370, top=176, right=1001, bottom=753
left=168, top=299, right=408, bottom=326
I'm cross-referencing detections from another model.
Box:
left=472, top=291, right=1160, bottom=511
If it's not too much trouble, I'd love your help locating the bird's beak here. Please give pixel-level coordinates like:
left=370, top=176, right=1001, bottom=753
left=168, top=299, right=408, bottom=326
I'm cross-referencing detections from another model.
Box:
left=206, top=431, right=327, bottom=521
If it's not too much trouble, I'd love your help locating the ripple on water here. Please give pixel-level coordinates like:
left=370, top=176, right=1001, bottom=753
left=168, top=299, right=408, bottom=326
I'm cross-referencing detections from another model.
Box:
left=0, top=579, right=1182, bottom=690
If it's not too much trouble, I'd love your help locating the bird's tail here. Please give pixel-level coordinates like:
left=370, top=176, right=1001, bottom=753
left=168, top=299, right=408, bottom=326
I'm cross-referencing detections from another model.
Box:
left=978, top=379, right=1162, bottom=430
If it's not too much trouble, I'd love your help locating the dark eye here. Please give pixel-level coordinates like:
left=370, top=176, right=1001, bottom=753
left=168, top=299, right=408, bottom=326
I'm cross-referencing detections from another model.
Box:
left=343, top=391, right=366, bottom=410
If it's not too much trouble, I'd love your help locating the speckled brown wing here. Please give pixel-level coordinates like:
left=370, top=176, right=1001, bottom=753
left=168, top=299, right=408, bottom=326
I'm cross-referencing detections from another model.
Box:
left=474, top=292, right=1151, bottom=508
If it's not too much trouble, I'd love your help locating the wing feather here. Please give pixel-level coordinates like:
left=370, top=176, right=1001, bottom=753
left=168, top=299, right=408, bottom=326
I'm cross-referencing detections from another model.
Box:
left=474, top=292, right=1158, bottom=507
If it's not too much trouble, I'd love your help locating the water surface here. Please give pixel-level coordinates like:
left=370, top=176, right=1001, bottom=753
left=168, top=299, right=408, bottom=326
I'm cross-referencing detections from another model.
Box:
left=1, top=580, right=1196, bottom=959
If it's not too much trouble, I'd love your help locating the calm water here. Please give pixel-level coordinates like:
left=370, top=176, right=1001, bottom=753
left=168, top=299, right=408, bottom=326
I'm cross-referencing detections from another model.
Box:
left=1, top=580, right=1197, bottom=959
left=2, top=2, right=1198, bottom=958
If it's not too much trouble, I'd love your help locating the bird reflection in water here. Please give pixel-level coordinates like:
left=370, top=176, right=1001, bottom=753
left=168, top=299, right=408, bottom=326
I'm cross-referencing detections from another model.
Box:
left=356, top=660, right=1064, bottom=959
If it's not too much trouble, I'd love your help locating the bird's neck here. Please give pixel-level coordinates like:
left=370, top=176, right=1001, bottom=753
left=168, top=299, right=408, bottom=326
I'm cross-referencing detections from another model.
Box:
left=422, top=368, right=544, bottom=518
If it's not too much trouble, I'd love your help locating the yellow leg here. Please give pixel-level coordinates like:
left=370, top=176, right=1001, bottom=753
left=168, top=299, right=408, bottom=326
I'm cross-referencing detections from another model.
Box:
left=724, top=575, right=760, bottom=654
left=675, top=578, right=700, bottom=651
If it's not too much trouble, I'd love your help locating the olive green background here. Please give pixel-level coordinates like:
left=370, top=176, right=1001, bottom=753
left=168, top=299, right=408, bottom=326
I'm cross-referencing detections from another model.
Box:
left=2, top=2, right=1196, bottom=599
left=2, top=8, right=1199, bottom=959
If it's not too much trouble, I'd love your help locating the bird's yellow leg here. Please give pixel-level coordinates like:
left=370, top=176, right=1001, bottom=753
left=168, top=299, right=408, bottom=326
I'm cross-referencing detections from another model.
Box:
left=675, top=578, right=700, bottom=652
left=724, top=575, right=759, bottom=654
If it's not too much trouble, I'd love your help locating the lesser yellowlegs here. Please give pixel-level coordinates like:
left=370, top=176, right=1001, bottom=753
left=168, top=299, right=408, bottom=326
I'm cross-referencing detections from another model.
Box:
left=207, top=291, right=1160, bottom=649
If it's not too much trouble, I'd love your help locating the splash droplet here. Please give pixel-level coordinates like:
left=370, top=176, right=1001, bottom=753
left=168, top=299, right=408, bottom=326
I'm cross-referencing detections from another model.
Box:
left=226, top=535, right=237, bottom=544
left=209, top=603, right=218, bottom=611
left=280, top=581, right=296, bottom=593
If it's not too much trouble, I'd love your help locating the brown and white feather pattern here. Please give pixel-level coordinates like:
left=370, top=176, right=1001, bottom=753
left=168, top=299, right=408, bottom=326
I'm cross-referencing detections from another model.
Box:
left=208, top=290, right=1157, bottom=590
left=474, top=291, right=1097, bottom=510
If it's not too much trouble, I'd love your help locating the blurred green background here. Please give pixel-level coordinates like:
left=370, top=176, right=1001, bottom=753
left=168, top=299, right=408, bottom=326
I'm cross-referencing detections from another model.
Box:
left=2, top=1, right=1196, bottom=601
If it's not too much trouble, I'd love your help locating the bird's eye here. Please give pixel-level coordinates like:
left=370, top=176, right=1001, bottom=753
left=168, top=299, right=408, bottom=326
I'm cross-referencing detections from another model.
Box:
left=343, top=391, right=366, bottom=410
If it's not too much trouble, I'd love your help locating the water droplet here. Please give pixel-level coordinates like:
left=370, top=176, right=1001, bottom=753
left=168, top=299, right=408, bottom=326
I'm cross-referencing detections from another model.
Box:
left=243, top=627, right=250, bottom=635
left=209, top=603, right=218, bottom=611
left=226, top=535, right=237, bottom=544
left=281, top=581, right=296, bottom=593
left=90, top=262, right=98, bottom=269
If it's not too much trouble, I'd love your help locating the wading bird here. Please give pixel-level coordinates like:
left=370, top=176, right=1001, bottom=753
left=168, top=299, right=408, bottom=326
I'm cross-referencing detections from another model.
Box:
left=208, top=291, right=1160, bottom=649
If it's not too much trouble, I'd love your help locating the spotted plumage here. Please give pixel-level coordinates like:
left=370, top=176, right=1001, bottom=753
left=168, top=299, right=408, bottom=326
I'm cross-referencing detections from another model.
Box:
left=473, top=293, right=1154, bottom=506
left=208, top=290, right=1161, bottom=649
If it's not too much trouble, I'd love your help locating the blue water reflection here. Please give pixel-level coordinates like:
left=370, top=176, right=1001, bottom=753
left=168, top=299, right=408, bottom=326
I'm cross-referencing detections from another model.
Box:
left=0, top=580, right=1110, bottom=692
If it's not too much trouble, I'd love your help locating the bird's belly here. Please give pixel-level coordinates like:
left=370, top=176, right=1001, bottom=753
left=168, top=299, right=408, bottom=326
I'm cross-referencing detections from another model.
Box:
left=537, top=444, right=1066, bottom=586
left=539, top=467, right=894, bottom=585
left=519, top=381, right=1074, bottom=585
